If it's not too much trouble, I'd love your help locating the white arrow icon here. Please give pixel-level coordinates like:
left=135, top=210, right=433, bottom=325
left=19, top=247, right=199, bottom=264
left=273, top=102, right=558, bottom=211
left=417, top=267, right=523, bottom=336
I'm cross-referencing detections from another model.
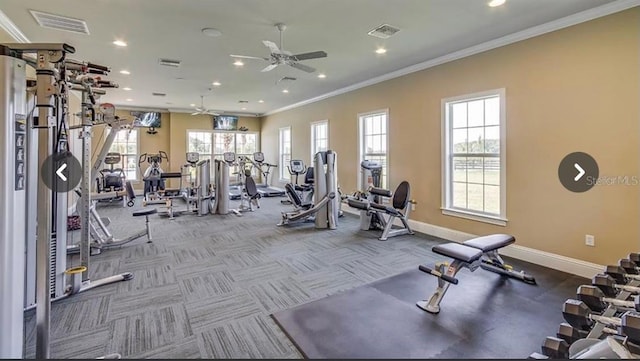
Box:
left=56, top=163, right=68, bottom=182
left=574, top=163, right=585, bottom=181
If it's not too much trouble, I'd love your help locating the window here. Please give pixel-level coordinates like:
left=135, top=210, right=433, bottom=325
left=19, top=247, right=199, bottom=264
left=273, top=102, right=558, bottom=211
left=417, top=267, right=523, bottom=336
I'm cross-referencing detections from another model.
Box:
left=442, top=88, right=506, bottom=225
left=310, top=120, right=329, bottom=161
left=187, top=129, right=258, bottom=176
left=187, top=130, right=214, bottom=163
left=279, top=127, right=291, bottom=181
left=108, top=129, right=138, bottom=180
left=358, top=110, right=388, bottom=189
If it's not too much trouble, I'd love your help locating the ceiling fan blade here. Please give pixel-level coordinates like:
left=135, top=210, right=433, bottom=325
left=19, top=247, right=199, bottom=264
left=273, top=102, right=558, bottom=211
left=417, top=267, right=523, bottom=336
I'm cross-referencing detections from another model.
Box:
left=288, top=62, right=316, bottom=73
left=191, top=111, right=201, bottom=116
left=262, top=40, right=282, bottom=54
left=230, top=54, right=268, bottom=60
left=292, top=51, right=327, bottom=61
left=261, top=63, right=279, bottom=72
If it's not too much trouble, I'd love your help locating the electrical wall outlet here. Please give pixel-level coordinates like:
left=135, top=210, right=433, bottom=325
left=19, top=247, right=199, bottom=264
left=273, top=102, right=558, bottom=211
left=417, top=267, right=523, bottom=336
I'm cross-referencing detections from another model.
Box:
left=411, top=203, right=416, bottom=211
left=585, top=234, right=595, bottom=247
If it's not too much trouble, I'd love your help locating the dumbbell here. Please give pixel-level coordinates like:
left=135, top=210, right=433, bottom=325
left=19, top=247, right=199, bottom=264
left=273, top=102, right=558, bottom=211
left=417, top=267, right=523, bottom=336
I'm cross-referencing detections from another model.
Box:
left=593, top=274, right=640, bottom=298
left=577, top=285, right=640, bottom=314
left=620, top=258, right=640, bottom=275
left=628, top=253, right=640, bottom=265
left=556, top=322, right=588, bottom=345
left=540, top=336, right=570, bottom=359
left=562, top=299, right=622, bottom=332
left=605, top=265, right=640, bottom=285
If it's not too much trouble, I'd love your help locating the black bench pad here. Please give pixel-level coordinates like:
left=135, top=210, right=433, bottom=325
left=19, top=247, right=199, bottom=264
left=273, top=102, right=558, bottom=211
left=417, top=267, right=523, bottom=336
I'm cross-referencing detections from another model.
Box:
left=432, top=243, right=482, bottom=263
left=463, top=234, right=515, bottom=252
left=133, top=208, right=158, bottom=217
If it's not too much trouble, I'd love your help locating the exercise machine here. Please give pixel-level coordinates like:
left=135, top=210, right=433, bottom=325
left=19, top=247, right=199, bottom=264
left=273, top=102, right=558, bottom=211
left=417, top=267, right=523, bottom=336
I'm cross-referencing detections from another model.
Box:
left=181, top=152, right=214, bottom=216
left=416, top=234, right=536, bottom=314
left=0, top=42, right=129, bottom=358
left=251, top=151, right=285, bottom=197
left=347, top=161, right=415, bottom=240
left=278, top=150, right=339, bottom=228
left=95, top=152, right=126, bottom=204
left=284, top=159, right=314, bottom=206
left=212, top=152, right=233, bottom=215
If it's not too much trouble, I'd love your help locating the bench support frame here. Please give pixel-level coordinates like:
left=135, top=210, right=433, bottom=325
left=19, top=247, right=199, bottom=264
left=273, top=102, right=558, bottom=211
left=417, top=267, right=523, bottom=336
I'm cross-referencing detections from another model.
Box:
left=417, top=259, right=480, bottom=314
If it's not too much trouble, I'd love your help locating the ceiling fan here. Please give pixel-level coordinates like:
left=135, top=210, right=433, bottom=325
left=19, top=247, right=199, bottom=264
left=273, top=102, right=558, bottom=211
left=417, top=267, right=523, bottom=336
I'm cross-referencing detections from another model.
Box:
left=191, top=95, right=220, bottom=116
left=230, top=23, right=327, bottom=74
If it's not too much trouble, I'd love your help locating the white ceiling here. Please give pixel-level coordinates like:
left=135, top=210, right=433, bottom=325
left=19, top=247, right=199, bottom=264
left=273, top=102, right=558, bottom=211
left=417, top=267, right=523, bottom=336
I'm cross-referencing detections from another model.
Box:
left=0, top=0, right=619, bottom=116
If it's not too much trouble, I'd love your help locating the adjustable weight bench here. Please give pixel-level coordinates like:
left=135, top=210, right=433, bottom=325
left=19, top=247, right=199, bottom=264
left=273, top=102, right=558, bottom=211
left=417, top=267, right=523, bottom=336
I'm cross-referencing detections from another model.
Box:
left=416, top=234, right=536, bottom=314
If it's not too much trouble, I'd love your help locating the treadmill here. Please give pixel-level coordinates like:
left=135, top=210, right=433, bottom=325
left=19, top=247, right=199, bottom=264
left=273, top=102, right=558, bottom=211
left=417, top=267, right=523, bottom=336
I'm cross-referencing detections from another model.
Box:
left=252, top=152, right=286, bottom=197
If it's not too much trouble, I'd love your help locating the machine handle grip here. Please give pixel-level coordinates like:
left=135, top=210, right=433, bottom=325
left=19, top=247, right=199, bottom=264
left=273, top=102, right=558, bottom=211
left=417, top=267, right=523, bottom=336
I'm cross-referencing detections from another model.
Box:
left=419, top=265, right=458, bottom=284
left=87, top=62, right=110, bottom=72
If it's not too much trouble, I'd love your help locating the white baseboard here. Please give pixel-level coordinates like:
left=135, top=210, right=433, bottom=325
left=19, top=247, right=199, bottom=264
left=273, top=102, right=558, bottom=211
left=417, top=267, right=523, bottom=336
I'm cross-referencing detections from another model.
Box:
left=343, top=205, right=602, bottom=278
left=407, top=218, right=603, bottom=279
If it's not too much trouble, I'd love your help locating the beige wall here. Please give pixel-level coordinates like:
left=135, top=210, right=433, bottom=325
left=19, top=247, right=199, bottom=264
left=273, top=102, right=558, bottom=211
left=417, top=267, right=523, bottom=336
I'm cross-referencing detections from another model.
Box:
left=260, top=8, right=640, bottom=265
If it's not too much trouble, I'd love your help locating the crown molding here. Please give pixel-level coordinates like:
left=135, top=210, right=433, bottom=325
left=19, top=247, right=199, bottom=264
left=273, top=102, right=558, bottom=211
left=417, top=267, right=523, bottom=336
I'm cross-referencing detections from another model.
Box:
left=0, top=9, right=30, bottom=43
left=264, top=0, right=640, bottom=116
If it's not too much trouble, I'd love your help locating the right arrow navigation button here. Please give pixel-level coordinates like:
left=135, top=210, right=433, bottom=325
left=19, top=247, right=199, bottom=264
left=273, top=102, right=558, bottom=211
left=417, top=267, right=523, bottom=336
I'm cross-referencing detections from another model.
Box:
left=558, top=152, right=599, bottom=193
left=573, top=163, right=585, bottom=181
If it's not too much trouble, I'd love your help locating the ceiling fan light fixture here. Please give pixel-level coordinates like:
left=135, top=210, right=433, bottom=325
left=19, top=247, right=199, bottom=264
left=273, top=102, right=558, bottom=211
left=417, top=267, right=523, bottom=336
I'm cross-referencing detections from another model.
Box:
left=317, top=73, right=326, bottom=79
left=282, top=89, right=289, bottom=93
left=190, top=103, right=196, bottom=107
left=258, top=100, right=264, bottom=103
left=375, top=48, right=387, bottom=54
left=212, top=81, right=221, bottom=86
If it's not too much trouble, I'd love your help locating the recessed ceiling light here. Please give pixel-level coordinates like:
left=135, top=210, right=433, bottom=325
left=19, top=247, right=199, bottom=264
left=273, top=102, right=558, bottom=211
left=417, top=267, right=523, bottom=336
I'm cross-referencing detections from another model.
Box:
left=488, top=0, right=506, bottom=6
left=233, top=59, right=244, bottom=66
left=242, top=107, right=247, bottom=110
left=258, top=100, right=264, bottom=103
left=120, top=70, right=130, bottom=75
left=202, top=28, right=222, bottom=37
left=113, top=40, right=127, bottom=47
left=212, top=81, right=221, bottom=86
left=317, top=73, right=326, bottom=79
left=190, top=103, right=196, bottom=107
left=282, top=89, right=289, bottom=93
left=126, top=98, right=133, bottom=102
left=123, top=87, right=131, bottom=91
left=375, top=48, right=387, bottom=54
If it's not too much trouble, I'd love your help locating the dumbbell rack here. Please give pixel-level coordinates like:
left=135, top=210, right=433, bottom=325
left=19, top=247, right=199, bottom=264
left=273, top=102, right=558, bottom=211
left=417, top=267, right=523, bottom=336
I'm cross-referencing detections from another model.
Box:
left=530, top=253, right=640, bottom=359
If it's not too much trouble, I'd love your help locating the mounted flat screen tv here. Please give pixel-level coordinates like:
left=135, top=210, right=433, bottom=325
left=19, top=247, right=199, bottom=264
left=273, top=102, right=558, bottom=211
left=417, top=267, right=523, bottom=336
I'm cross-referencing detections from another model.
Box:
left=214, top=115, right=238, bottom=130
left=131, top=111, right=161, bottom=128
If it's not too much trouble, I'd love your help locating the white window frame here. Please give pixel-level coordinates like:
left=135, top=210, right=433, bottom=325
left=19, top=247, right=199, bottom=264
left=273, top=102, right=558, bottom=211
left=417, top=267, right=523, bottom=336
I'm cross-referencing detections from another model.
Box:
left=106, top=128, right=140, bottom=181
left=310, top=120, right=329, bottom=162
left=186, top=129, right=259, bottom=177
left=358, top=109, right=389, bottom=190
left=279, top=126, right=292, bottom=182
left=441, top=88, right=507, bottom=226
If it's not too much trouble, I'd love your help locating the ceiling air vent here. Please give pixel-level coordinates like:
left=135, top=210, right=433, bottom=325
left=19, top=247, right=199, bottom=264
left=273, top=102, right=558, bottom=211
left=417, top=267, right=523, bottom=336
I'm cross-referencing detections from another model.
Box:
left=238, top=100, right=249, bottom=104
left=158, top=59, right=181, bottom=68
left=367, top=24, right=400, bottom=39
left=152, top=92, right=166, bottom=97
left=30, top=10, right=90, bottom=35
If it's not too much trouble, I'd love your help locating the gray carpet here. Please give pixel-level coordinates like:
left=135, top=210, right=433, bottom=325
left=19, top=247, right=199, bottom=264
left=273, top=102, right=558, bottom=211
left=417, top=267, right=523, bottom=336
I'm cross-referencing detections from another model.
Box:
left=23, top=197, right=445, bottom=358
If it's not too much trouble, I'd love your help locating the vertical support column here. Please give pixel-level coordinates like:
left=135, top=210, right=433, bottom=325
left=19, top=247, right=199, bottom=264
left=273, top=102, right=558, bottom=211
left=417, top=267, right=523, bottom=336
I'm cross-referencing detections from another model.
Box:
left=79, top=91, right=92, bottom=282
left=35, top=49, right=58, bottom=360
left=314, top=151, right=328, bottom=229
left=0, top=54, right=27, bottom=358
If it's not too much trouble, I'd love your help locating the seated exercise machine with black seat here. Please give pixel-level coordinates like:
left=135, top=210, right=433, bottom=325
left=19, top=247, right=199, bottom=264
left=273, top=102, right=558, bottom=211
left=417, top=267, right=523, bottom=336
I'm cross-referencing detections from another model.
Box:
left=139, top=151, right=182, bottom=205
left=251, top=151, right=285, bottom=197
left=417, top=234, right=536, bottom=314
left=282, top=159, right=314, bottom=205
left=95, top=152, right=128, bottom=204
left=347, top=160, right=415, bottom=241
left=278, top=150, right=339, bottom=229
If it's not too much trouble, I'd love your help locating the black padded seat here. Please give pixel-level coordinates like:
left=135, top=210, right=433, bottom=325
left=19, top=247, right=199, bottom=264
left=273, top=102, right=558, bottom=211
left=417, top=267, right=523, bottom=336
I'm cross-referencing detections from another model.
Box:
left=133, top=208, right=158, bottom=217
left=463, top=234, right=515, bottom=252
left=348, top=198, right=369, bottom=211
left=432, top=243, right=483, bottom=264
